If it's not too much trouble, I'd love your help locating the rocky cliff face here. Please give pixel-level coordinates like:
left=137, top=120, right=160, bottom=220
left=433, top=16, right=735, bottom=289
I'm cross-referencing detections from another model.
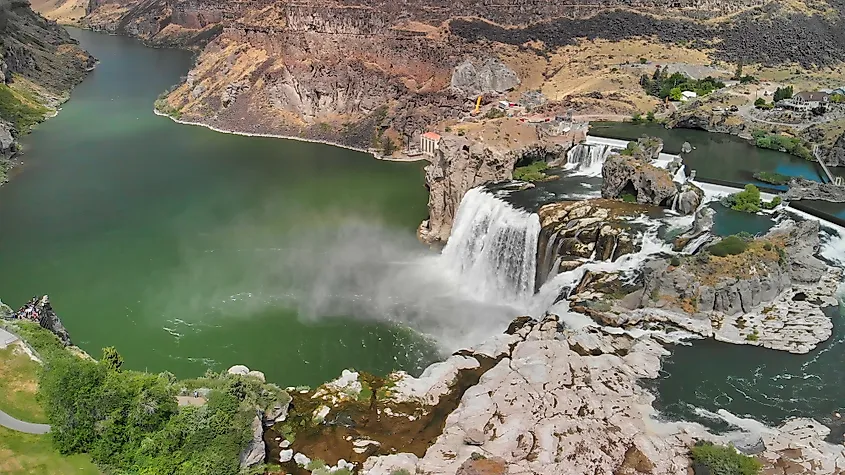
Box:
left=0, top=0, right=93, bottom=181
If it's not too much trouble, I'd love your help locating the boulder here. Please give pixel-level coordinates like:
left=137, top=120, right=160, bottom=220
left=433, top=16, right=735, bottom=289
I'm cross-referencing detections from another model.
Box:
left=227, top=364, right=250, bottom=376
left=456, top=455, right=507, bottom=475
left=601, top=154, right=678, bottom=207
left=450, top=58, right=519, bottom=97
left=681, top=141, right=692, bottom=153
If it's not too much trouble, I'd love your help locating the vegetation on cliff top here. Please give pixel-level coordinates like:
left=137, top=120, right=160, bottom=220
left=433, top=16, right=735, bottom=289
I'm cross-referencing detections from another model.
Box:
left=12, top=321, right=287, bottom=475
left=639, top=68, right=724, bottom=100
left=690, top=440, right=762, bottom=475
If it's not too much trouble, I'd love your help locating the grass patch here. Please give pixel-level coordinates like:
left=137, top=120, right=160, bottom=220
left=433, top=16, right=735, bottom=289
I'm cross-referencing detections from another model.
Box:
left=0, top=345, right=47, bottom=423
left=0, top=84, right=49, bottom=132
left=513, top=161, right=549, bottom=181
left=752, top=171, right=790, bottom=185
left=0, top=426, right=100, bottom=475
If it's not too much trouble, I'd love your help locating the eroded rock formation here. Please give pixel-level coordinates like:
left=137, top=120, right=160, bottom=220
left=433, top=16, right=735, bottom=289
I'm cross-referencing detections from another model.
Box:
left=601, top=154, right=677, bottom=206
left=419, top=133, right=581, bottom=245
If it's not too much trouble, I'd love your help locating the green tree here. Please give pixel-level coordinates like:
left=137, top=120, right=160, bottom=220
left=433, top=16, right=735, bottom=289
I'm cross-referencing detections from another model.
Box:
left=734, top=61, right=743, bottom=80
left=669, top=87, right=683, bottom=101
left=102, top=346, right=124, bottom=372
left=381, top=136, right=396, bottom=155
left=831, top=93, right=845, bottom=104
left=754, top=97, right=766, bottom=107
left=730, top=184, right=761, bottom=213
left=773, top=86, right=793, bottom=102
left=646, top=110, right=656, bottom=122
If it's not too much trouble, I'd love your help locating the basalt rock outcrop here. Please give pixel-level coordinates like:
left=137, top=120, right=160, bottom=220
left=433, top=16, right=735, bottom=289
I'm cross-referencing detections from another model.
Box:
left=450, top=58, right=519, bottom=98
left=536, top=199, right=658, bottom=282
left=601, top=154, right=677, bottom=207
left=273, top=316, right=845, bottom=474
left=785, top=177, right=845, bottom=202
left=6, top=295, right=73, bottom=346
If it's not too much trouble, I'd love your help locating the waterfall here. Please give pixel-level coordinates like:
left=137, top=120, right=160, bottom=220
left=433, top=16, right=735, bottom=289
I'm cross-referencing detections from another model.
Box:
left=563, top=143, right=617, bottom=177
left=441, top=188, right=541, bottom=305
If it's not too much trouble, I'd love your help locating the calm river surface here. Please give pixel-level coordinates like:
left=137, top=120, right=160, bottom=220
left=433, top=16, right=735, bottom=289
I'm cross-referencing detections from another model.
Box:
left=0, top=29, right=440, bottom=386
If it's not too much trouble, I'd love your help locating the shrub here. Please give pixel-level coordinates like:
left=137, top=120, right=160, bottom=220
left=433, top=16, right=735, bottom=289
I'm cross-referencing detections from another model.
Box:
left=762, top=196, right=782, bottom=210
left=381, top=136, right=396, bottom=155
left=631, top=113, right=644, bottom=124
left=639, top=57, right=648, bottom=64
left=729, top=184, right=761, bottom=213
left=754, top=98, right=766, bottom=107
left=484, top=107, right=506, bottom=119
left=621, top=193, right=637, bottom=203
left=707, top=235, right=749, bottom=257
left=690, top=441, right=762, bottom=475
left=389, top=470, right=412, bottom=475
left=670, top=256, right=681, bottom=267
left=763, top=242, right=773, bottom=251
left=646, top=110, right=656, bottom=122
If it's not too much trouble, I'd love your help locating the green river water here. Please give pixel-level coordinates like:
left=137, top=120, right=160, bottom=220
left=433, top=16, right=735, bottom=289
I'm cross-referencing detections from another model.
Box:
left=0, top=29, right=441, bottom=386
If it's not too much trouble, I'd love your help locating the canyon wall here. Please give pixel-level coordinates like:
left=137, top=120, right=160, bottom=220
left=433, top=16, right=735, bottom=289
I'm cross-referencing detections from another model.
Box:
left=0, top=0, right=93, bottom=177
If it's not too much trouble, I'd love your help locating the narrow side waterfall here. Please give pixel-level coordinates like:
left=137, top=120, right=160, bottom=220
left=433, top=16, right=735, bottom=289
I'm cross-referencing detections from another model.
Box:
left=441, top=188, right=541, bottom=305
left=563, top=143, right=617, bottom=177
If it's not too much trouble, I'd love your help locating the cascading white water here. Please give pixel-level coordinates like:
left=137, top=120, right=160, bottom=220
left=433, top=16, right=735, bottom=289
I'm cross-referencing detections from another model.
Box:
left=528, top=226, right=672, bottom=315
left=564, top=143, right=617, bottom=177
left=681, top=233, right=711, bottom=254
left=441, top=187, right=541, bottom=306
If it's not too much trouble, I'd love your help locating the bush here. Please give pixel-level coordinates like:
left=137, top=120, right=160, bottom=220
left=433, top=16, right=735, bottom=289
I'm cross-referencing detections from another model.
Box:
left=639, top=57, right=648, bottom=64
left=690, top=441, right=762, bottom=475
left=381, top=136, right=396, bottom=155
left=729, top=184, right=761, bottom=213
left=646, top=110, right=655, bottom=122
left=37, top=336, right=260, bottom=475
left=752, top=171, right=790, bottom=185
left=754, top=98, right=766, bottom=107
left=670, top=256, right=681, bottom=267
left=484, top=108, right=506, bottom=119
left=631, top=113, right=644, bottom=124
left=707, top=235, right=749, bottom=257
left=762, top=196, right=782, bottom=210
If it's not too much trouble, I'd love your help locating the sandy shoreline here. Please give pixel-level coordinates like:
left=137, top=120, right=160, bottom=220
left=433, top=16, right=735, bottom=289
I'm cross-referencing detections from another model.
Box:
left=152, top=109, right=427, bottom=163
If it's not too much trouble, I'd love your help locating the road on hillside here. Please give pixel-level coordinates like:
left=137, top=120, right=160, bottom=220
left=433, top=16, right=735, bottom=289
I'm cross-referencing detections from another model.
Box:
left=0, top=409, right=50, bottom=434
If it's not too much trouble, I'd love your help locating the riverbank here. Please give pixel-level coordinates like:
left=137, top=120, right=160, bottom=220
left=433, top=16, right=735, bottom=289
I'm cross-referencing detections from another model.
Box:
left=152, top=108, right=426, bottom=163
